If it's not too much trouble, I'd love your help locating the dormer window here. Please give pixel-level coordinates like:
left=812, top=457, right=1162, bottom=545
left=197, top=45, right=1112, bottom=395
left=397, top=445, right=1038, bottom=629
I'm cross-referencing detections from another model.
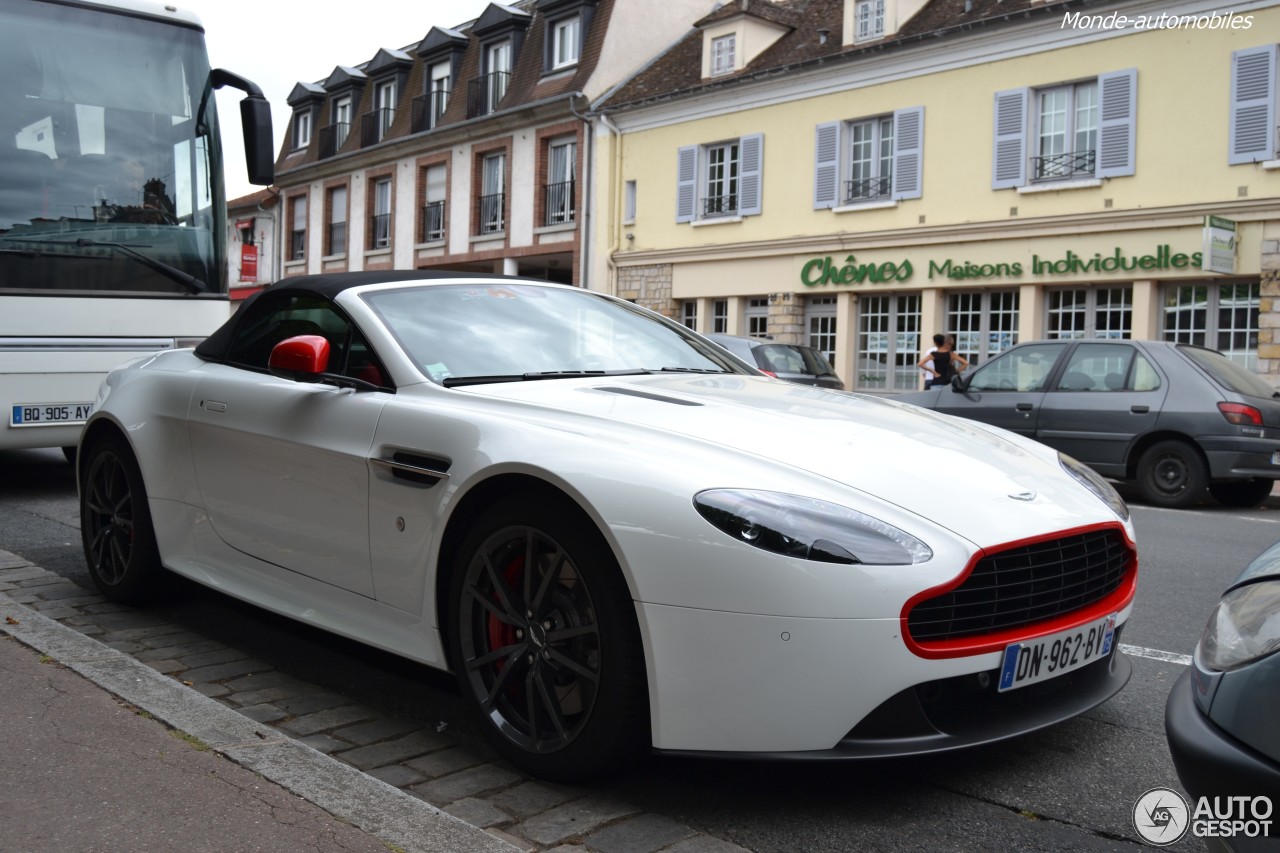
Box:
left=333, top=97, right=351, bottom=147
left=711, top=34, right=736, bottom=76
left=856, top=0, right=885, bottom=41
left=551, top=15, right=581, bottom=69
left=293, top=110, right=311, bottom=149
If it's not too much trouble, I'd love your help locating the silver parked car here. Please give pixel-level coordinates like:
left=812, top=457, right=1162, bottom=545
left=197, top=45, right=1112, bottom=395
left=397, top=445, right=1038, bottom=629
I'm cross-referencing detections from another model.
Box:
left=897, top=339, right=1280, bottom=508
left=706, top=334, right=844, bottom=390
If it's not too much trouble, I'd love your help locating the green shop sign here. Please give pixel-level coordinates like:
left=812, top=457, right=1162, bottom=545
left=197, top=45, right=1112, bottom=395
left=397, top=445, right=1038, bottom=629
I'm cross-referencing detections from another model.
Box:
left=801, top=245, right=1205, bottom=287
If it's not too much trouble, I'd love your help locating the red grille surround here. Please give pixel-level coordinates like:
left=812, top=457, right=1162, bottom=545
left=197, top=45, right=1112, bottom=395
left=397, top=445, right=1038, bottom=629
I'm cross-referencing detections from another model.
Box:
left=902, top=522, right=1137, bottom=660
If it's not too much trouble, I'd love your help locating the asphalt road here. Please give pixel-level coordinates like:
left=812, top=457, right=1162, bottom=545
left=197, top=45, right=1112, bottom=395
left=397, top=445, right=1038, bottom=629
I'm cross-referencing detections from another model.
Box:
left=3, top=445, right=1277, bottom=852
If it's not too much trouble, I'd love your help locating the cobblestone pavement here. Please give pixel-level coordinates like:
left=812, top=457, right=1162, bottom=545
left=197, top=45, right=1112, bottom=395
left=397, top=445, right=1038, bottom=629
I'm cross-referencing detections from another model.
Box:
left=0, top=554, right=747, bottom=853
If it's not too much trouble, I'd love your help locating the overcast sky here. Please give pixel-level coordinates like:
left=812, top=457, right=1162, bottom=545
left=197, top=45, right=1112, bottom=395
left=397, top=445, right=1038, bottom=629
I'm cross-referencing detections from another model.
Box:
left=195, top=0, right=494, bottom=201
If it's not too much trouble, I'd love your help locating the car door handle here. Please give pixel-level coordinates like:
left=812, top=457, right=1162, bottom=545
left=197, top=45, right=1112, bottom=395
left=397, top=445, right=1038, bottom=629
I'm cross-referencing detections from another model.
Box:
left=1130, top=405, right=1149, bottom=414
left=1015, top=403, right=1034, bottom=412
left=201, top=400, right=227, bottom=413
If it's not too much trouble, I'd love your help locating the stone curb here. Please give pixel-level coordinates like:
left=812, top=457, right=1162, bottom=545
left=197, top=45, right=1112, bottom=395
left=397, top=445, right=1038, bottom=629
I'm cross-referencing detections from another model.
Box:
left=0, top=591, right=519, bottom=853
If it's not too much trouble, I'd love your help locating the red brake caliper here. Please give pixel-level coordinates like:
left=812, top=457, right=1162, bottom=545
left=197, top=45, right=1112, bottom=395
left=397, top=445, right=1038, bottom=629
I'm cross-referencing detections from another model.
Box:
left=487, top=555, right=525, bottom=672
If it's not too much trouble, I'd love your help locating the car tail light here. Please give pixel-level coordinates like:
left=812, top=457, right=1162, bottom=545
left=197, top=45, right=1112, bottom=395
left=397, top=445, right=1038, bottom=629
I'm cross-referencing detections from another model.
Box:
left=760, top=370, right=778, bottom=378
left=1218, top=402, right=1263, bottom=426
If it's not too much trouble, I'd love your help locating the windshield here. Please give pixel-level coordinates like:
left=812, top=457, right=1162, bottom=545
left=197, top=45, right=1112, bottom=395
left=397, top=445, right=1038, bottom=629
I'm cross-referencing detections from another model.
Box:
left=0, top=0, right=224, bottom=295
left=364, top=284, right=747, bottom=384
left=1179, top=344, right=1279, bottom=398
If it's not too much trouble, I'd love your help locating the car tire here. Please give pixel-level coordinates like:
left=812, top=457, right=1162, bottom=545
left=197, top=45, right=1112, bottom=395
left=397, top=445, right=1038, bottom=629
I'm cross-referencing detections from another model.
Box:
left=1208, top=478, right=1275, bottom=509
left=79, top=432, right=165, bottom=603
left=1137, top=440, right=1207, bottom=509
left=447, top=494, right=648, bottom=781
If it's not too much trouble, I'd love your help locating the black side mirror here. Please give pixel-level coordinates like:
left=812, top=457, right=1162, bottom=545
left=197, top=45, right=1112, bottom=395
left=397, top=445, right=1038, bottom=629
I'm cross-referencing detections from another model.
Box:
left=950, top=373, right=966, bottom=392
left=209, top=69, right=275, bottom=187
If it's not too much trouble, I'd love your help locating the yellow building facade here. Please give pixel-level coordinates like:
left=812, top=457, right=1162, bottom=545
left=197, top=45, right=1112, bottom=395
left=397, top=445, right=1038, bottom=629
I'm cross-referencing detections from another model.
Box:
left=592, top=0, right=1280, bottom=391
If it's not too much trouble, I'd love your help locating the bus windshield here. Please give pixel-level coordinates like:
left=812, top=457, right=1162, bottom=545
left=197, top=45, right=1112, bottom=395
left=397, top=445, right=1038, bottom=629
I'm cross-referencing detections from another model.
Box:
left=0, top=0, right=225, bottom=295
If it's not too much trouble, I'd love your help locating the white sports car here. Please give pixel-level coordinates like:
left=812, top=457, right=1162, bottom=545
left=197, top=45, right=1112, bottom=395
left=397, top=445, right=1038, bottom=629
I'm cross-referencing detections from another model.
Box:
left=78, top=273, right=1137, bottom=780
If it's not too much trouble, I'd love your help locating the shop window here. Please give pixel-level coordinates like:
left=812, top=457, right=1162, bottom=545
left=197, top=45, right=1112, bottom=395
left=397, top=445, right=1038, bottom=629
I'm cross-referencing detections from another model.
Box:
left=993, top=69, right=1135, bottom=189
left=1046, top=287, right=1131, bottom=339
left=947, top=290, right=1019, bottom=365
left=745, top=297, right=770, bottom=338
left=1162, top=282, right=1260, bottom=369
left=814, top=108, right=922, bottom=208
left=856, top=293, right=920, bottom=391
left=681, top=301, right=698, bottom=330
left=676, top=134, right=763, bottom=222
left=806, top=296, right=838, bottom=365
left=712, top=299, right=728, bottom=333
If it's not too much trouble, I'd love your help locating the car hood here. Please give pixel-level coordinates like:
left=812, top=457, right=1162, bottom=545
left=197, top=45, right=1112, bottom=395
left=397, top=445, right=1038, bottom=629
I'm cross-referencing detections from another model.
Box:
left=459, top=373, right=1120, bottom=541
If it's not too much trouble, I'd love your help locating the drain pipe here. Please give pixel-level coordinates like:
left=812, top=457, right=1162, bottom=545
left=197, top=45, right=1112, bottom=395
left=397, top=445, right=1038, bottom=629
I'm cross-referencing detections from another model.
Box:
left=595, top=110, right=624, bottom=298
left=567, top=93, right=594, bottom=289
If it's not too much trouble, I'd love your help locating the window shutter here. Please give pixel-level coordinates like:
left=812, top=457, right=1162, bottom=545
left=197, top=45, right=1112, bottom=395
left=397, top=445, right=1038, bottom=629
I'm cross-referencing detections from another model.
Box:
left=676, top=145, right=697, bottom=223
left=1097, top=68, right=1137, bottom=178
left=991, top=88, right=1027, bottom=189
left=1229, top=45, right=1278, bottom=164
left=738, top=133, right=764, bottom=216
left=813, top=121, right=841, bottom=209
left=892, top=106, right=924, bottom=200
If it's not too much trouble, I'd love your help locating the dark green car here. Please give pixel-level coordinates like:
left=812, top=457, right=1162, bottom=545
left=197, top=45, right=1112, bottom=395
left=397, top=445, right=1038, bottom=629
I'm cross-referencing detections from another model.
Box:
left=896, top=339, right=1280, bottom=508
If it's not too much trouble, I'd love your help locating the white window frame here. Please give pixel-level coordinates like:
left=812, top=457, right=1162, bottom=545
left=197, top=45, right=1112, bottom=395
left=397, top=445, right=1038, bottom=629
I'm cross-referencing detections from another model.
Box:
left=480, top=152, right=506, bottom=234
left=712, top=300, right=728, bottom=333
left=847, top=115, right=894, bottom=202
left=704, top=140, right=740, bottom=217
left=855, top=0, right=885, bottom=42
left=1046, top=287, right=1132, bottom=340
left=711, top=34, right=736, bottom=76
left=293, top=110, right=311, bottom=149
left=333, top=97, right=351, bottom=148
left=806, top=296, right=838, bottom=366
left=855, top=293, right=920, bottom=391
left=947, top=290, right=1020, bottom=365
left=372, top=178, right=392, bottom=249
left=327, top=186, right=347, bottom=256
left=745, top=297, right=769, bottom=338
left=376, top=81, right=396, bottom=141
left=1162, top=282, right=1260, bottom=369
left=429, top=62, right=451, bottom=128
left=623, top=180, right=637, bottom=225
left=422, top=164, right=447, bottom=243
left=681, top=301, right=698, bottom=330
left=552, top=15, right=581, bottom=69
left=1034, top=80, right=1098, bottom=181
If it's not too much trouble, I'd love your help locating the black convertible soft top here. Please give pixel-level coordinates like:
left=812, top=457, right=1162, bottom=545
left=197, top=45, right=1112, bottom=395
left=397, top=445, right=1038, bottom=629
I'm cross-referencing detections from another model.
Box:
left=195, top=270, right=521, bottom=362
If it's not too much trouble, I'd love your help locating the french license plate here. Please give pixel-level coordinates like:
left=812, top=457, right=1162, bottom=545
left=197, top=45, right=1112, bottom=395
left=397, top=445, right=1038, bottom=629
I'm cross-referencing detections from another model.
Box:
left=10, top=402, right=94, bottom=427
left=997, top=613, right=1116, bottom=692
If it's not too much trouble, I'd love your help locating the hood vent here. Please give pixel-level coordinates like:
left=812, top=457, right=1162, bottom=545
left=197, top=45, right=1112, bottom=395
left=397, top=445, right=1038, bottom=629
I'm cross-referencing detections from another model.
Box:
left=595, top=386, right=703, bottom=406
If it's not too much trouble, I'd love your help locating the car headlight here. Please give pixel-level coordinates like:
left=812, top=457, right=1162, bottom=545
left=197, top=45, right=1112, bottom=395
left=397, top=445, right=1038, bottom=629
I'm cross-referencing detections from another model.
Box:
left=693, top=489, right=932, bottom=565
left=1198, top=580, right=1280, bottom=671
left=1059, top=453, right=1129, bottom=521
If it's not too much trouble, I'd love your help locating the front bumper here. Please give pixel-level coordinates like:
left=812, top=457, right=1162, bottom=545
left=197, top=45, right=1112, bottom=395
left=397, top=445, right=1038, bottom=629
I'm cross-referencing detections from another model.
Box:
left=639, top=599, right=1132, bottom=755
left=1165, top=668, right=1280, bottom=803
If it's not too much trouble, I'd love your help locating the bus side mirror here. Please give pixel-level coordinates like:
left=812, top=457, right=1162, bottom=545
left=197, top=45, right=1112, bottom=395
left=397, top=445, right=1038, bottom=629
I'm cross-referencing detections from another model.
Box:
left=239, top=96, right=274, bottom=186
left=209, top=68, right=274, bottom=187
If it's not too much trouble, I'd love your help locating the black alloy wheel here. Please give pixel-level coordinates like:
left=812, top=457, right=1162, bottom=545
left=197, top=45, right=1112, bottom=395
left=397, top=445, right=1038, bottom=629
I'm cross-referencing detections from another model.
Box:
left=449, top=496, right=647, bottom=780
left=79, top=433, right=163, bottom=602
left=1136, top=440, right=1208, bottom=509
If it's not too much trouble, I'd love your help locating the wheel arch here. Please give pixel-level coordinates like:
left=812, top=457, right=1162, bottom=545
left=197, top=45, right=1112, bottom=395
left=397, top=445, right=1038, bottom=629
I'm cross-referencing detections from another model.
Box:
left=1124, top=430, right=1206, bottom=481
left=77, top=415, right=136, bottom=487
left=433, top=471, right=635, bottom=672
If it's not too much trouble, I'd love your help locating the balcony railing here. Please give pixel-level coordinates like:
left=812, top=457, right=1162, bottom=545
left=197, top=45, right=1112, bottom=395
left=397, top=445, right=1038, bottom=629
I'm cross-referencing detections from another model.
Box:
left=422, top=201, right=445, bottom=243
left=702, top=195, right=738, bottom=218
left=318, top=123, right=349, bottom=159
left=478, top=193, right=504, bottom=234
left=290, top=229, right=305, bottom=261
left=845, top=175, right=892, bottom=202
left=1032, top=149, right=1096, bottom=181
left=369, top=213, right=390, bottom=249
left=467, top=72, right=510, bottom=118
left=411, top=90, right=450, bottom=133
left=327, top=221, right=346, bottom=255
left=360, top=108, right=396, bottom=147
left=543, top=181, right=575, bottom=226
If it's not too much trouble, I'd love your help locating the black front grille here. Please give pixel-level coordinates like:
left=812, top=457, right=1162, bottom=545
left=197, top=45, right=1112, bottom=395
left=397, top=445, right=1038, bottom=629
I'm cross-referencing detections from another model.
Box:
left=908, top=529, right=1130, bottom=642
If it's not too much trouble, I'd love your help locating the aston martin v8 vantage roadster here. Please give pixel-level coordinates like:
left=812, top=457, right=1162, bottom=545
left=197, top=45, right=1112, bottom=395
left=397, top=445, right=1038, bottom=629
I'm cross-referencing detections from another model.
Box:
left=78, top=272, right=1137, bottom=780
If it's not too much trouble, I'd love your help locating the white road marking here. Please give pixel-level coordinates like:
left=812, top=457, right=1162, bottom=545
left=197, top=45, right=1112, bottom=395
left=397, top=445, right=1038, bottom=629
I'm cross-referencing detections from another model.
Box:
left=1119, top=643, right=1193, bottom=666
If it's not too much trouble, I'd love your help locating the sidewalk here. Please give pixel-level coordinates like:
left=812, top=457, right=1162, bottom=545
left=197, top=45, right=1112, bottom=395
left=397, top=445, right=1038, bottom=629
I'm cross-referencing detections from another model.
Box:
left=0, top=583, right=518, bottom=853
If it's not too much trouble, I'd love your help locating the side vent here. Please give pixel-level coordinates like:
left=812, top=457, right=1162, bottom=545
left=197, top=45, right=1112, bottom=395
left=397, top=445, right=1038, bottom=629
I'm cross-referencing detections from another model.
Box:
left=370, top=450, right=452, bottom=487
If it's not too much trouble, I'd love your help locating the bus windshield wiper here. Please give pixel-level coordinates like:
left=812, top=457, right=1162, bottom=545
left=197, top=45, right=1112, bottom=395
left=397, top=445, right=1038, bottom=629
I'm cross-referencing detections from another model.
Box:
left=443, top=369, right=652, bottom=388
left=11, top=237, right=207, bottom=294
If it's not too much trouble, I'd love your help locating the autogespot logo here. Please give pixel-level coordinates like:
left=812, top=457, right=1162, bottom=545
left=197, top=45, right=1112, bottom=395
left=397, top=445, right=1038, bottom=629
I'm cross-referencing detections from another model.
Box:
left=1133, top=787, right=1191, bottom=846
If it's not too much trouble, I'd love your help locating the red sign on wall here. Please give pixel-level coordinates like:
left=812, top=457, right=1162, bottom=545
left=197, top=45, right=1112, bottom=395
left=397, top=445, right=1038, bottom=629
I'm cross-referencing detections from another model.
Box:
left=240, top=244, right=259, bottom=282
